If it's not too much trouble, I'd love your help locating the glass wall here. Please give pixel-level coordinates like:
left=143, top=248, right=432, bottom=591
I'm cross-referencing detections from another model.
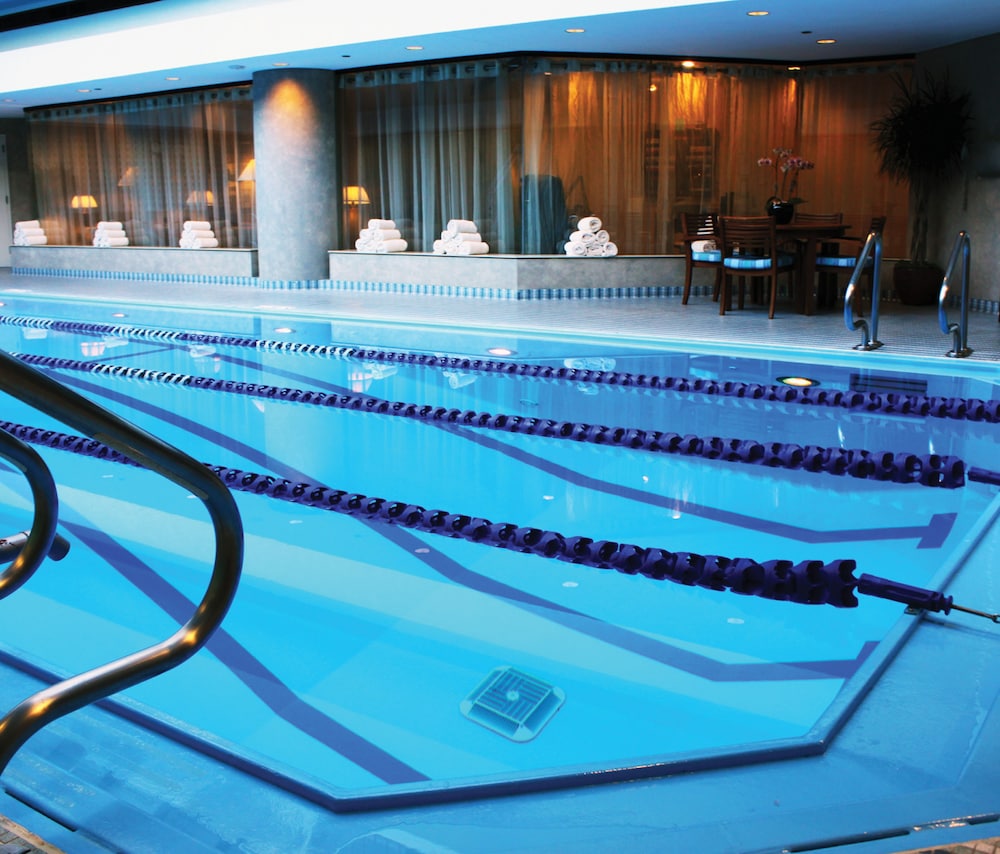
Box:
left=27, top=86, right=255, bottom=247
left=25, top=58, right=910, bottom=257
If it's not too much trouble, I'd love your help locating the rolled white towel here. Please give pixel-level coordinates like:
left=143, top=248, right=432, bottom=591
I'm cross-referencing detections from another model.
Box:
left=690, top=239, right=718, bottom=252
left=96, top=220, right=123, bottom=230
left=16, top=234, right=47, bottom=246
left=432, top=239, right=446, bottom=254
left=577, top=215, right=602, bottom=234
left=564, top=240, right=587, bottom=256
left=95, top=228, right=127, bottom=239
left=96, top=236, right=130, bottom=247
left=374, top=238, right=408, bottom=253
left=14, top=226, right=45, bottom=236
left=445, top=219, right=478, bottom=235
left=371, top=228, right=402, bottom=242
left=183, top=220, right=212, bottom=231
left=367, top=218, right=396, bottom=230
left=594, top=229, right=610, bottom=245
left=569, top=230, right=597, bottom=245
left=182, top=228, right=215, bottom=239
left=601, top=242, right=618, bottom=257
left=585, top=243, right=604, bottom=257
left=454, top=240, right=489, bottom=255
left=192, top=236, right=218, bottom=248
left=15, top=220, right=41, bottom=230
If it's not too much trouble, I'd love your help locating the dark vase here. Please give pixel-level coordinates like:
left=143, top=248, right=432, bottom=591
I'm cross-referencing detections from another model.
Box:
left=765, top=197, right=795, bottom=224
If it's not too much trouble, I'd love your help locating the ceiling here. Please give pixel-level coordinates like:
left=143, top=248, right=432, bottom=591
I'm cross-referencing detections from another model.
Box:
left=2, top=0, right=1000, bottom=118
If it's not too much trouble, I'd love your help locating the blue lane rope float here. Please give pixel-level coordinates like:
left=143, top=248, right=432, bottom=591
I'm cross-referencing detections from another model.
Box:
left=3, top=419, right=997, bottom=623
left=10, top=352, right=970, bottom=488
left=1, top=313, right=998, bottom=424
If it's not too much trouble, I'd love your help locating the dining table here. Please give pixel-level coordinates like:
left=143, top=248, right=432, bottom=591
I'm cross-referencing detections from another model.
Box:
left=776, top=221, right=850, bottom=315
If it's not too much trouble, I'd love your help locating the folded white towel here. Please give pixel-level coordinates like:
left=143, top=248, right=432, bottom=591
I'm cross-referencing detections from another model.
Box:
left=182, top=228, right=215, bottom=239
left=446, top=219, right=479, bottom=235
left=564, top=240, right=587, bottom=256
left=690, top=239, right=718, bottom=252
left=96, top=220, right=123, bottom=230
left=577, top=215, right=603, bottom=234
left=180, top=236, right=219, bottom=248
left=14, top=220, right=41, bottom=230
left=602, top=242, right=618, bottom=257
left=15, top=234, right=47, bottom=246
left=367, top=218, right=396, bottom=230
left=183, top=220, right=212, bottom=231
left=454, top=240, right=489, bottom=255
left=95, top=228, right=127, bottom=239
left=14, top=226, right=45, bottom=236
left=432, top=239, right=446, bottom=254
left=94, top=236, right=130, bottom=247
left=370, top=228, right=402, bottom=242
left=569, top=230, right=597, bottom=245
left=374, top=238, right=408, bottom=253
left=594, top=229, right=610, bottom=245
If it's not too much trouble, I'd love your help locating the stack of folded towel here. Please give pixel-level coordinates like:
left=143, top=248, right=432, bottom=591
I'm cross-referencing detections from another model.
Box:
left=13, top=220, right=47, bottom=246
left=563, top=215, right=618, bottom=257
left=689, top=238, right=718, bottom=254
left=92, top=220, right=129, bottom=247
left=179, top=220, right=218, bottom=249
left=432, top=219, right=489, bottom=255
left=355, top=218, right=408, bottom=253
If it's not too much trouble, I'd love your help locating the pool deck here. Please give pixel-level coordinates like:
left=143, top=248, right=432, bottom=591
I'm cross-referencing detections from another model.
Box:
left=0, top=268, right=997, bottom=854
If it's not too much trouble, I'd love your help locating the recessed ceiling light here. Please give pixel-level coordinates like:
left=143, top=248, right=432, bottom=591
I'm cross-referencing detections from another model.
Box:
left=681, top=60, right=696, bottom=68
left=272, top=61, right=290, bottom=67
left=788, top=65, right=802, bottom=71
left=817, top=38, right=837, bottom=44
left=565, top=27, right=585, bottom=33
left=747, top=10, right=769, bottom=16
left=165, top=76, right=180, bottom=81
left=405, top=45, right=423, bottom=50
left=77, top=88, right=90, bottom=93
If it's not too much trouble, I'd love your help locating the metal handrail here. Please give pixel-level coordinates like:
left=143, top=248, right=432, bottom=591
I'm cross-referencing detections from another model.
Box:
left=842, top=229, right=884, bottom=351
left=0, top=348, right=244, bottom=773
left=939, top=230, right=973, bottom=358
left=0, top=427, right=62, bottom=600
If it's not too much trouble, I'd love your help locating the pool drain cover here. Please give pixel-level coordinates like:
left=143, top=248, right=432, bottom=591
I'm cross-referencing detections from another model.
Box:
left=460, top=666, right=564, bottom=742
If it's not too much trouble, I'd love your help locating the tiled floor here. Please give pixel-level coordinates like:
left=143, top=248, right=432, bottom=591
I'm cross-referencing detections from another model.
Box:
left=0, top=270, right=996, bottom=854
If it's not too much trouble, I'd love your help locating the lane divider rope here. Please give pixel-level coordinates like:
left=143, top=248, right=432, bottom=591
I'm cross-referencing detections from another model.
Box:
left=1, top=313, right=997, bottom=423
left=11, top=352, right=968, bottom=488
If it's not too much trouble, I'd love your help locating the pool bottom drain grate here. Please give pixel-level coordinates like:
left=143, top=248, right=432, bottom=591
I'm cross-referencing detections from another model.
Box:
left=460, top=666, right=565, bottom=742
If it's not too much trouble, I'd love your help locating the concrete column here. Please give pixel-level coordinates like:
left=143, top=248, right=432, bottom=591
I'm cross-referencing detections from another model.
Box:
left=252, top=68, right=339, bottom=281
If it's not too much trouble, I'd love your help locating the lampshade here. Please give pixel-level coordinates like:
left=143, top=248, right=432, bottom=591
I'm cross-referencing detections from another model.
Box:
left=342, top=185, right=370, bottom=205
left=237, top=159, right=256, bottom=182
left=70, top=194, right=98, bottom=209
left=186, top=189, right=215, bottom=205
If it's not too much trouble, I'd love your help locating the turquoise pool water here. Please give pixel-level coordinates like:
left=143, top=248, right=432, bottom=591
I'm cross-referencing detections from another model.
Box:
left=0, top=297, right=996, bottom=809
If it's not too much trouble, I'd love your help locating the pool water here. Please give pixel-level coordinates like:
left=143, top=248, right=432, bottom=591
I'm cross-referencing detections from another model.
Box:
left=0, top=299, right=996, bottom=808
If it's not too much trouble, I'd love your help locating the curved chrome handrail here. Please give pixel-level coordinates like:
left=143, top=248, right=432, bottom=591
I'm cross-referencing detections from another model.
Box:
left=0, top=349, right=244, bottom=773
left=0, top=427, right=61, bottom=600
left=842, top=230, right=883, bottom=351
left=938, top=231, right=973, bottom=358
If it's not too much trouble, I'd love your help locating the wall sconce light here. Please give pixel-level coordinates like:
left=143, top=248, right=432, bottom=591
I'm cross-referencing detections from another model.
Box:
left=237, top=159, right=256, bottom=182
left=185, top=190, right=215, bottom=206
left=342, top=185, right=370, bottom=205
left=70, top=194, right=98, bottom=209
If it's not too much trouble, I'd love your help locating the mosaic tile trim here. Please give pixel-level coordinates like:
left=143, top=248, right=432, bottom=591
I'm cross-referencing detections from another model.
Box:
left=10, top=266, right=999, bottom=313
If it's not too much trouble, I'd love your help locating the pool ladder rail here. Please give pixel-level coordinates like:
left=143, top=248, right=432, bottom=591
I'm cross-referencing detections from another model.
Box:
left=843, top=228, right=884, bottom=351
left=0, top=347, right=244, bottom=775
left=939, top=230, right=973, bottom=358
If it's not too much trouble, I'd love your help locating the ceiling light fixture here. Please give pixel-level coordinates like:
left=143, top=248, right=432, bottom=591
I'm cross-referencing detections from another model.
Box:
left=565, top=27, right=585, bottom=34
left=405, top=45, right=423, bottom=51
left=747, top=10, right=769, bottom=16
left=272, top=61, right=290, bottom=66
left=817, top=38, right=837, bottom=44
left=681, top=60, right=696, bottom=68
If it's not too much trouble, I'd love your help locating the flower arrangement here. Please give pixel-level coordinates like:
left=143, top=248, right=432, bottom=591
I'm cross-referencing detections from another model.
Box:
left=757, top=147, right=815, bottom=204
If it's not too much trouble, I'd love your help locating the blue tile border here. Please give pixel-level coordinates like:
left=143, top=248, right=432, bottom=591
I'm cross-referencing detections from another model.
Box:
left=10, top=267, right=1000, bottom=313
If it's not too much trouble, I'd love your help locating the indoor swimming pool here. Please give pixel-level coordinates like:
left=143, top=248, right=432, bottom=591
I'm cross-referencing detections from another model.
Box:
left=0, top=294, right=997, bottom=814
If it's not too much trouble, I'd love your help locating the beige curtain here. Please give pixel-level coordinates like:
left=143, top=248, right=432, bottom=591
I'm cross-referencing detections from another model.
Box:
left=28, top=86, right=255, bottom=248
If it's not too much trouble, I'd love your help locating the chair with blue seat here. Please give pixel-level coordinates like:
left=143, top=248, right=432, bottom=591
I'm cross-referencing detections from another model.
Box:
left=718, top=215, right=798, bottom=319
left=815, top=215, right=887, bottom=308
left=680, top=211, right=722, bottom=305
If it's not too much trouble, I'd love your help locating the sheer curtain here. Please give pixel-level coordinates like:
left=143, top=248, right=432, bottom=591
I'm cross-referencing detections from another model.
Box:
left=339, top=61, right=519, bottom=252
left=27, top=86, right=255, bottom=247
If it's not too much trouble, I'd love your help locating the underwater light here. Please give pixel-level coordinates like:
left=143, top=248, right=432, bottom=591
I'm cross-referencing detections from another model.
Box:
left=777, top=375, right=819, bottom=388
left=273, top=326, right=294, bottom=334
left=111, top=312, right=126, bottom=318
left=487, top=346, right=516, bottom=357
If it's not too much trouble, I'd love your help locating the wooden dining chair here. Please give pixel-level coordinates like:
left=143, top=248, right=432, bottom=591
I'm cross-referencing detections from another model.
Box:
left=790, top=212, right=844, bottom=308
left=718, top=216, right=797, bottom=319
left=680, top=211, right=722, bottom=304
left=815, top=215, right=887, bottom=307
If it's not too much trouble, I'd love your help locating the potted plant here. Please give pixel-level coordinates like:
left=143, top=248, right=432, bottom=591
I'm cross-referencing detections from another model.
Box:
left=870, top=70, right=972, bottom=305
left=757, top=148, right=815, bottom=224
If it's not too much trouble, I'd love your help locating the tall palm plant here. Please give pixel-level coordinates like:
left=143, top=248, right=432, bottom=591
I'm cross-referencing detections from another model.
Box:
left=871, top=71, right=972, bottom=266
